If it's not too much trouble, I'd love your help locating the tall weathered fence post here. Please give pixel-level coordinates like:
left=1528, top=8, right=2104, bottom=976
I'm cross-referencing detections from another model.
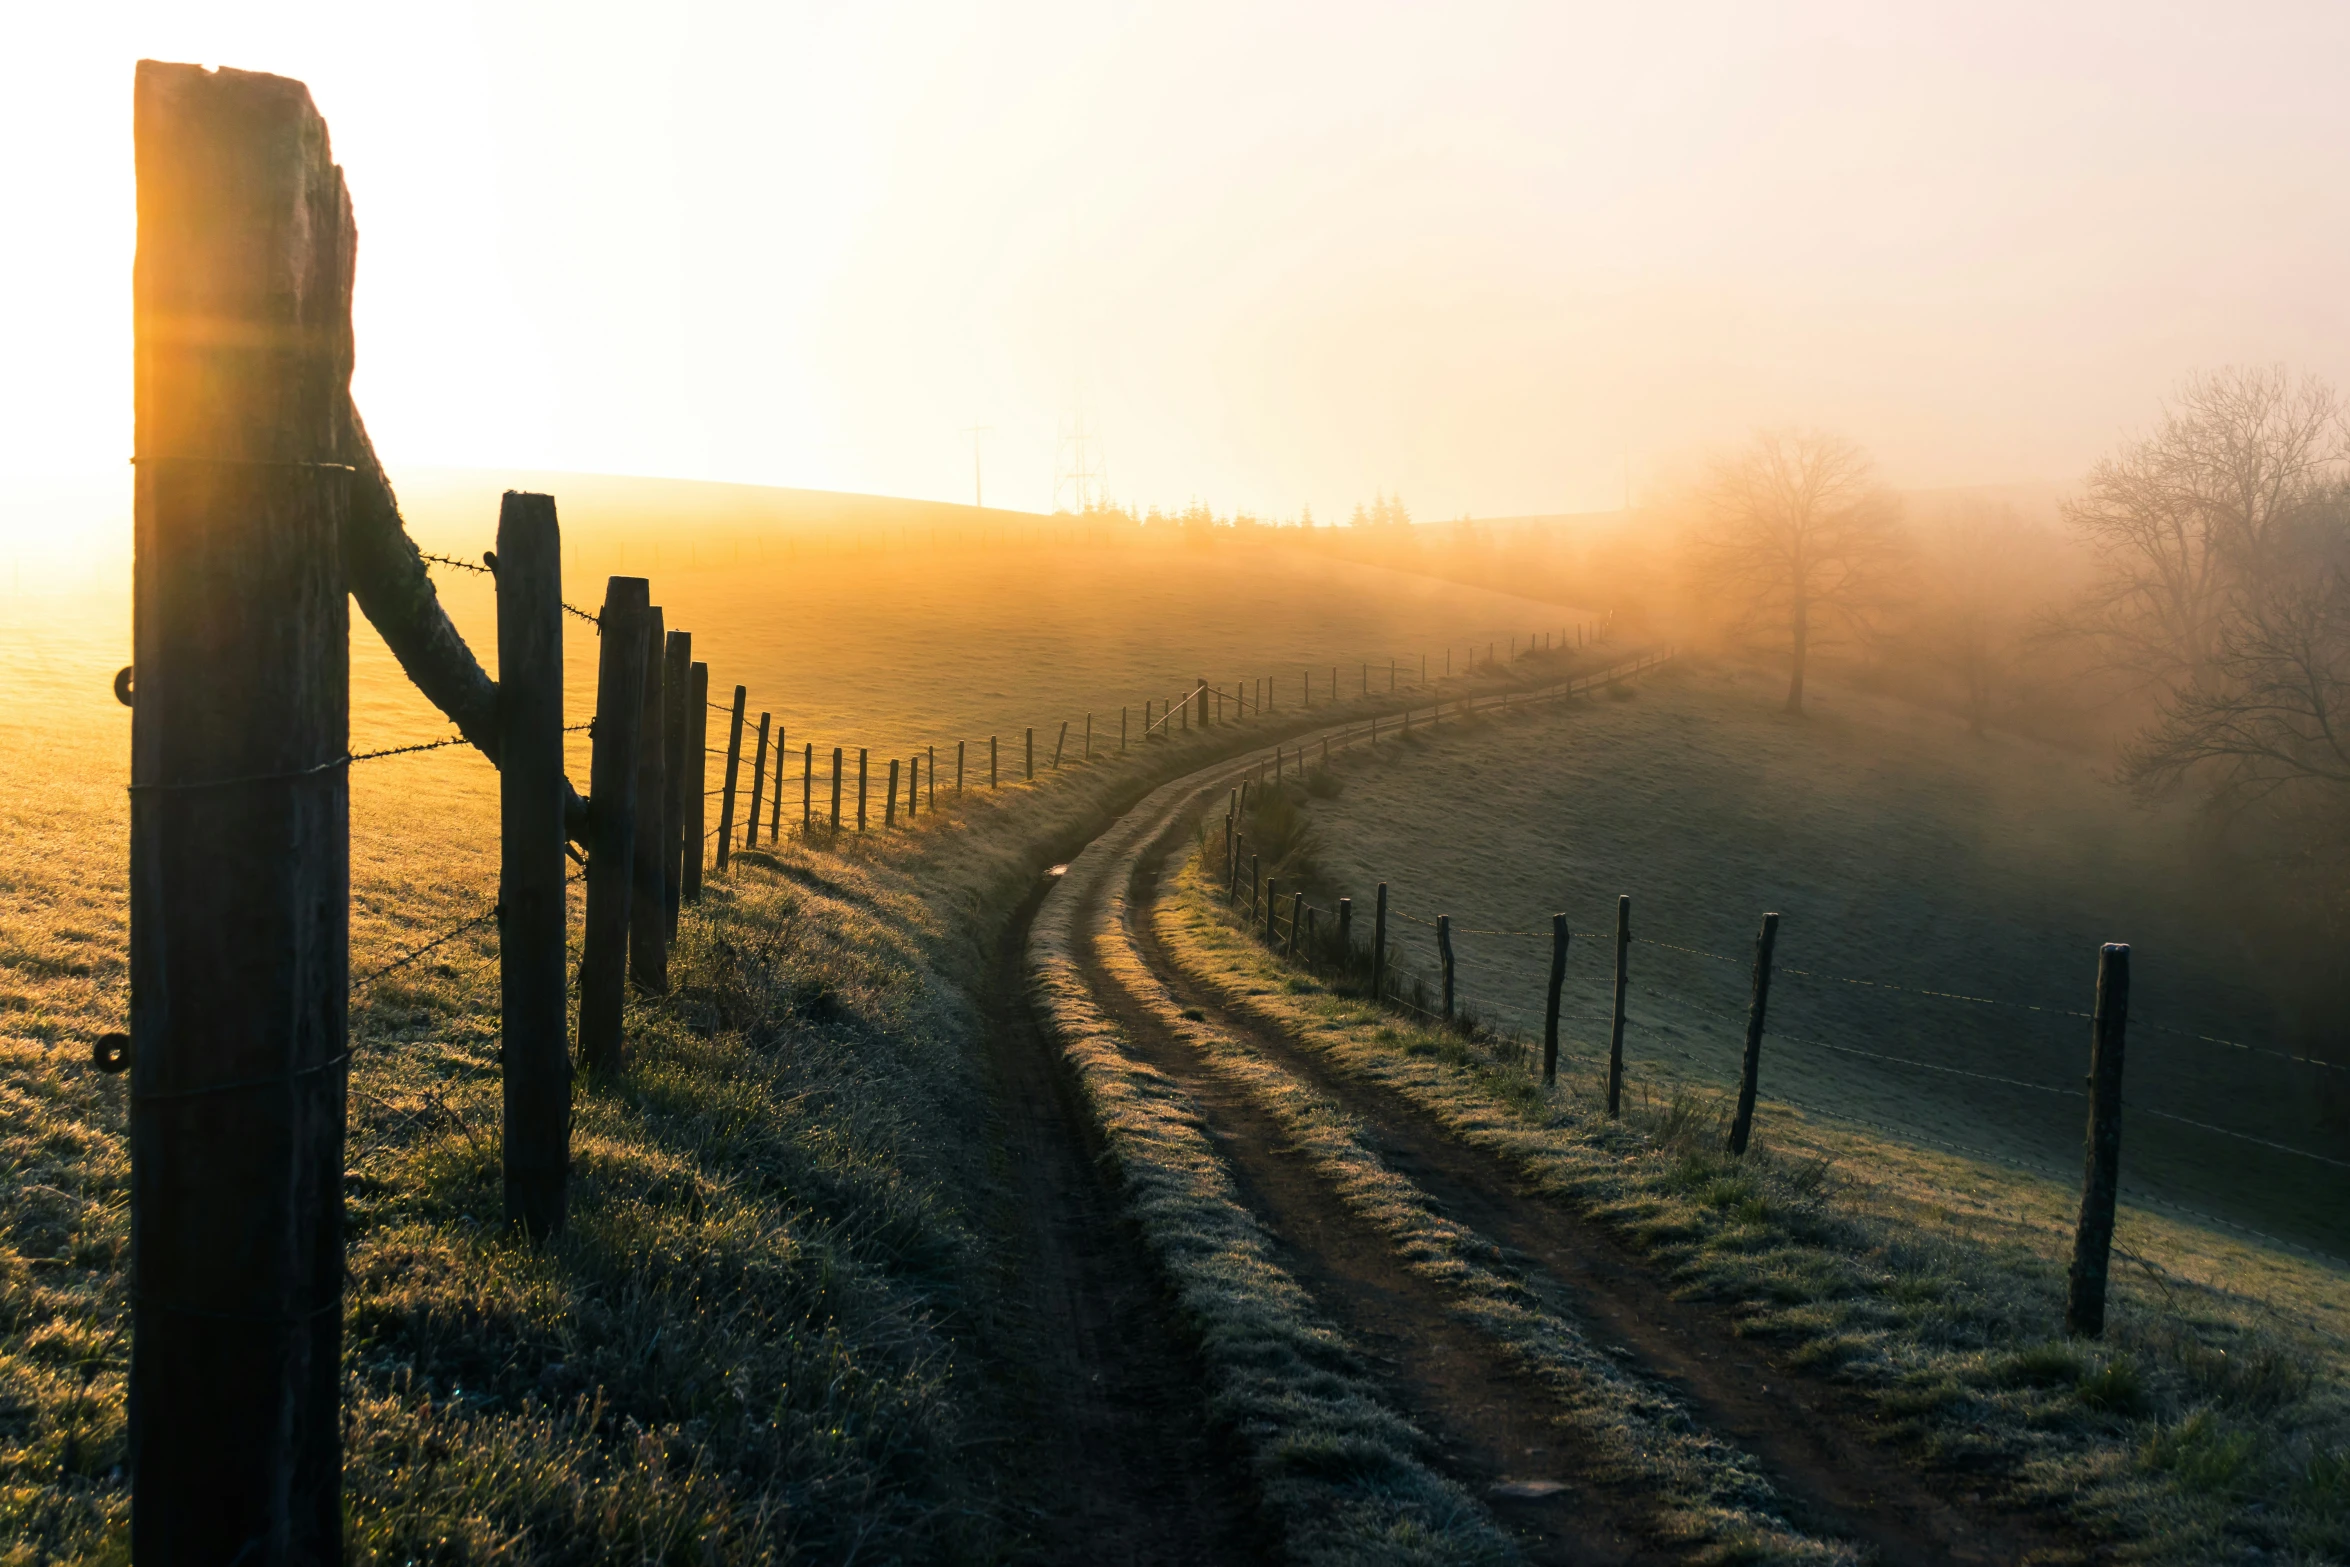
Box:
left=130, top=62, right=352, bottom=1561
left=857, top=747, right=869, bottom=830
left=2066, top=943, right=2131, bottom=1338
left=1121, top=706, right=1128, bottom=749
left=1437, top=916, right=1455, bottom=1020
left=579, top=576, right=648, bottom=1074
left=886, top=758, right=900, bottom=827
left=1026, top=726, right=1035, bottom=780
left=684, top=661, right=709, bottom=899
left=830, top=745, right=843, bottom=829
left=496, top=492, right=570, bottom=1239
left=660, top=631, right=690, bottom=931
left=928, top=744, right=936, bottom=807
left=1373, top=882, right=1389, bottom=1001
left=1607, top=895, right=1629, bottom=1117
left=715, top=682, right=746, bottom=871
left=908, top=753, right=920, bottom=818
left=1543, top=914, right=1568, bottom=1087
left=1727, top=911, right=1780, bottom=1155
left=629, top=607, right=669, bottom=992
left=745, top=712, right=770, bottom=850
left=801, top=741, right=813, bottom=830
left=1288, top=892, right=1305, bottom=958
left=957, top=738, right=966, bottom=792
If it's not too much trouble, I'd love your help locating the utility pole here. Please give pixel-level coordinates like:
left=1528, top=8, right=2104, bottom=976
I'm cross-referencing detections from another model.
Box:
left=962, top=424, right=993, bottom=510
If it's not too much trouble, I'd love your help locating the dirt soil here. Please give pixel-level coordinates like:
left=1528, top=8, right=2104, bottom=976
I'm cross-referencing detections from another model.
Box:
left=1031, top=715, right=2092, bottom=1563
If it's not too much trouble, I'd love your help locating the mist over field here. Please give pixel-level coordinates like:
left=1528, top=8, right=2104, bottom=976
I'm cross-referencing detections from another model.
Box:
left=8, top=8, right=2350, bottom=1565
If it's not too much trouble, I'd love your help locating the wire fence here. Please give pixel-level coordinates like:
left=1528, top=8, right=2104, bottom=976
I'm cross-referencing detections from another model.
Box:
left=1211, top=731, right=2350, bottom=1269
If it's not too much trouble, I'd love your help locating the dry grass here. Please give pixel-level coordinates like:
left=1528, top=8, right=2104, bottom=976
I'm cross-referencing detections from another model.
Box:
left=1169, top=800, right=2350, bottom=1567
left=0, top=515, right=1592, bottom=1562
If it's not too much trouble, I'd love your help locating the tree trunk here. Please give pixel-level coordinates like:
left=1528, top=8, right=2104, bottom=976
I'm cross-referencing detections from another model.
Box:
left=1786, top=597, right=1809, bottom=714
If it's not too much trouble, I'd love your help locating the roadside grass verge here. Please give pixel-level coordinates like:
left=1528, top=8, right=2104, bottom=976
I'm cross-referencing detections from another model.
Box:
left=1161, top=847, right=2350, bottom=1567
left=1108, top=878, right=1859, bottom=1564
left=0, top=711, right=1346, bottom=1565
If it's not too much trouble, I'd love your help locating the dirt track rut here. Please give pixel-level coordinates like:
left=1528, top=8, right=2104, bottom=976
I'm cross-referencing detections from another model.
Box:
left=1034, top=727, right=2077, bottom=1564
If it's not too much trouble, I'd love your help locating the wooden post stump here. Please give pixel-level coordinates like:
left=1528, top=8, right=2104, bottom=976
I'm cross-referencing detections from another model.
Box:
left=629, top=609, right=669, bottom=992
left=1727, top=912, right=1780, bottom=1155
left=129, top=63, right=354, bottom=1558
left=579, top=576, right=648, bottom=1076
left=715, top=683, right=746, bottom=871
left=2066, top=944, right=2131, bottom=1338
left=496, top=492, right=570, bottom=1238
left=1543, top=913, right=1569, bottom=1087
left=1607, top=895, right=1629, bottom=1117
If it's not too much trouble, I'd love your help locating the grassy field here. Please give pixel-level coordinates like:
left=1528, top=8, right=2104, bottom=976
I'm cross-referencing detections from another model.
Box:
left=1256, top=656, right=2347, bottom=1259
left=0, top=476, right=1594, bottom=1560
left=1161, top=842, right=2350, bottom=1565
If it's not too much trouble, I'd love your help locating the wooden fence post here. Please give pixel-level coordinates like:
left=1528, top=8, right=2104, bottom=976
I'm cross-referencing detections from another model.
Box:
left=957, top=738, right=966, bottom=792
left=830, top=746, right=843, bottom=830
left=496, top=492, right=570, bottom=1239
left=1053, top=719, right=1067, bottom=769
left=991, top=734, right=999, bottom=787
left=1196, top=677, right=1208, bottom=727
left=1727, top=912, right=1780, bottom=1155
left=1026, top=727, right=1035, bottom=780
left=1437, top=915, right=1455, bottom=1020
left=770, top=724, right=787, bottom=844
left=685, top=661, right=709, bottom=900
left=579, top=576, right=647, bottom=1076
left=928, top=744, right=936, bottom=807
left=885, top=758, right=900, bottom=827
left=908, top=754, right=919, bottom=819
left=1607, top=895, right=1629, bottom=1117
left=715, top=683, right=746, bottom=871
left=2066, top=944, right=2131, bottom=1338
left=1373, top=882, right=1389, bottom=1001
left=629, top=608, right=669, bottom=992
left=1544, top=914, right=1569, bottom=1087
left=745, top=712, right=770, bottom=849
left=660, top=631, right=690, bottom=929
left=800, top=741, right=813, bottom=830
left=857, top=747, right=869, bottom=830
left=1120, top=706, right=1127, bottom=749
left=1288, top=891, right=1305, bottom=958
left=128, top=62, right=353, bottom=1556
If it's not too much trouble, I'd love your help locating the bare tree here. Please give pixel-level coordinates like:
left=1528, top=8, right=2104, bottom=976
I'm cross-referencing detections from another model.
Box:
left=1698, top=429, right=1906, bottom=714
left=2063, top=366, right=2343, bottom=698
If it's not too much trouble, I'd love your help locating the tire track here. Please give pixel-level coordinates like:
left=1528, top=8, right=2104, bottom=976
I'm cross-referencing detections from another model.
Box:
left=1047, top=728, right=2078, bottom=1565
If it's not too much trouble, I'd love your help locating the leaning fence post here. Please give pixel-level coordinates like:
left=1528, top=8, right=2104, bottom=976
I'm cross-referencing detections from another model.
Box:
left=1053, top=719, right=1068, bottom=769
left=1543, top=913, right=1569, bottom=1087
left=685, top=662, right=709, bottom=899
left=128, top=62, right=353, bottom=1552
left=857, top=747, right=869, bottom=830
left=630, top=608, right=670, bottom=991
left=1607, top=895, right=1630, bottom=1117
left=886, top=757, right=900, bottom=828
left=745, top=712, right=770, bottom=850
left=1373, top=882, right=1389, bottom=1001
left=715, top=682, right=746, bottom=871
left=1437, top=915, right=1455, bottom=1020
left=1727, top=912, right=1780, bottom=1155
left=801, top=741, right=814, bottom=830
left=496, top=492, right=571, bottom=1238
left=2066, top=944, right=2131, bottom=1338
left=661, top=631, right=690, bottom=930
left=580, top=577, right=648, bottom=1075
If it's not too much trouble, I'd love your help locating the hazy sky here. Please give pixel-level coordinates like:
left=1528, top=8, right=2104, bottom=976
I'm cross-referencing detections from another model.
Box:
left=7, top=1, right=2350, bottom=526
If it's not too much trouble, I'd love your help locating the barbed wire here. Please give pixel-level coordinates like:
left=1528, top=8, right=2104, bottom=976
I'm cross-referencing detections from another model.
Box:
left=417, top=550, right=600, bottom=626
left=350, top=734, right=469, bottom=763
